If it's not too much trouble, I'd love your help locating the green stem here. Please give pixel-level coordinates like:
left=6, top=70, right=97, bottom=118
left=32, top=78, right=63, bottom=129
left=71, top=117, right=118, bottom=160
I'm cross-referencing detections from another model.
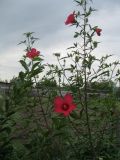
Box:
left=32, top=61, right=49, bottom=129
left=57, top=57, right=84, bottom=108
left=83, top=1, right=96, bottom=159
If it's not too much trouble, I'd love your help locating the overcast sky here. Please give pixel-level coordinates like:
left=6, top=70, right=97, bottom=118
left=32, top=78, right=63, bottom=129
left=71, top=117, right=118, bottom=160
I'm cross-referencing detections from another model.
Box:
left=0, top=0, right=120, bottom=81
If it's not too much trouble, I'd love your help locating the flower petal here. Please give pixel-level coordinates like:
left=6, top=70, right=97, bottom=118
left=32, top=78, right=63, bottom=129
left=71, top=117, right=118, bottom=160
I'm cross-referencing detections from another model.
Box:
left=65, top=13, right=75, bottom=25
left=63, top=104, right=76, bottom=116
left=54, top=96, right=64, bottom=112
left=67, top=104, right=76, bottom=113
left=31, top=48, right=36, bottom=53
left=64, top=93, right=73, bottom=104
left=95, top=28, right=102, bottom=36
left=63, top=111, right=70, bottom=116
left=37, top=51, right=40, bottom=56
left=69, top=104, right=76, bottom=110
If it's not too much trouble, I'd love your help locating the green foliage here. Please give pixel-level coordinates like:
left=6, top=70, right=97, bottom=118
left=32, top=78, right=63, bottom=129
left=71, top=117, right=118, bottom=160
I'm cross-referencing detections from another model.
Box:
left=38, top=78, right=57, bottom=88
left=89, top=80, right=115, bottom=93
left=0, top=0, right=120, bottom=159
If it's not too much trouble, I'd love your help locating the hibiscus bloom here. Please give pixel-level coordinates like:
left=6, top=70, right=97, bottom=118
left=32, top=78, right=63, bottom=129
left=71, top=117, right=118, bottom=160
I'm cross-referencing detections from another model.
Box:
left=54, top=93, right=76, bottom=116
left=65, top=12, right=76, bottom=25
left=26, top=48, right=40, bottom=59
left=95, top=28, right=102, bottom=36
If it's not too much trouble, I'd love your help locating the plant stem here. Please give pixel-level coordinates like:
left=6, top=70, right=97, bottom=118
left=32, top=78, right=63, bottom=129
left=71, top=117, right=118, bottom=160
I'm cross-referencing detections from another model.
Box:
left=32, top=61, right=49, bottom=129
left=57, top=57, right=84, bottom=108
left=83, top=1, right=96, bottom=159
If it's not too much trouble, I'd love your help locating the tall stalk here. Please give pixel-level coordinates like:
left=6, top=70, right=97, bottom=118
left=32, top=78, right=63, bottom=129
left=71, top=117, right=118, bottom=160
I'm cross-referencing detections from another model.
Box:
left=32, top=61, right=49, bottom=129
left=83, top=0, right=96, bottom=159
left=26, top=35, right=49, bottom=129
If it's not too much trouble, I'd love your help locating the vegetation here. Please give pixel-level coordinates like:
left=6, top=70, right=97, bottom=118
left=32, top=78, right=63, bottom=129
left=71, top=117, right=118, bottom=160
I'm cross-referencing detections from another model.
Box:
left=0, top=0, right=120, bottom=160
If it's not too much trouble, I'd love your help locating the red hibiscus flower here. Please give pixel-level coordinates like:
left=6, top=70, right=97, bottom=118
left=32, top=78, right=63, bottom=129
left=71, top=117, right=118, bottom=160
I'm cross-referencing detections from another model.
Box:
left=65, top=12, right=76, bottom=25
left=95, top=28, right=102, bottom=36
left=54, top=93, right=76, bottom=116
left=26, top=48, right=40, bottom=59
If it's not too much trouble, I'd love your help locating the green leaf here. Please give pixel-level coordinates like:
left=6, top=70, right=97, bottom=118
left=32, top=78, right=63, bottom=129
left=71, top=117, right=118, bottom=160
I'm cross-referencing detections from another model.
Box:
left=75, top=56, right=79, bottom=62
left=19, top=60, right=29, bottom=72
left=18, top=40, right=26, bottom=45
left=74, top=32, right=79, bottom=38
left=70, top=111, right=80, bottom=119
left=93, top=41, right=98, bottom=48
left=75, top=0, right=85, bottom=5
left=31, top=62, right=40, bottom=71
left=32, top=57, right=43, bottom=61
left=31, top=67, right=43, bottom=77
left=23, top=32, right=34, bottom=37
left=19, top=71, right=26, bottom=80
left=75, top=0, right=81, bottom=5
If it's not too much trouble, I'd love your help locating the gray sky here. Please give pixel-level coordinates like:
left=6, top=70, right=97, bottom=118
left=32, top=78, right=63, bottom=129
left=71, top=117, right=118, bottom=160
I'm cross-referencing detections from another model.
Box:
left=0, top=0, right=120, bottom=80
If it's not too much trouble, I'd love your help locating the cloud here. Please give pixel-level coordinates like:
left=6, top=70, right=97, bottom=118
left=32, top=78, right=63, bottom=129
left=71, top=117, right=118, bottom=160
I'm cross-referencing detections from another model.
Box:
left=0, top=0, right=120, bottom=80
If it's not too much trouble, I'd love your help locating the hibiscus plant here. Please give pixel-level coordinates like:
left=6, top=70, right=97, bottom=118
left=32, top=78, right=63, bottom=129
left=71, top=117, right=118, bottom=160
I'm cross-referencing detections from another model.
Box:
left=1, top=0, right=120, bottom=160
